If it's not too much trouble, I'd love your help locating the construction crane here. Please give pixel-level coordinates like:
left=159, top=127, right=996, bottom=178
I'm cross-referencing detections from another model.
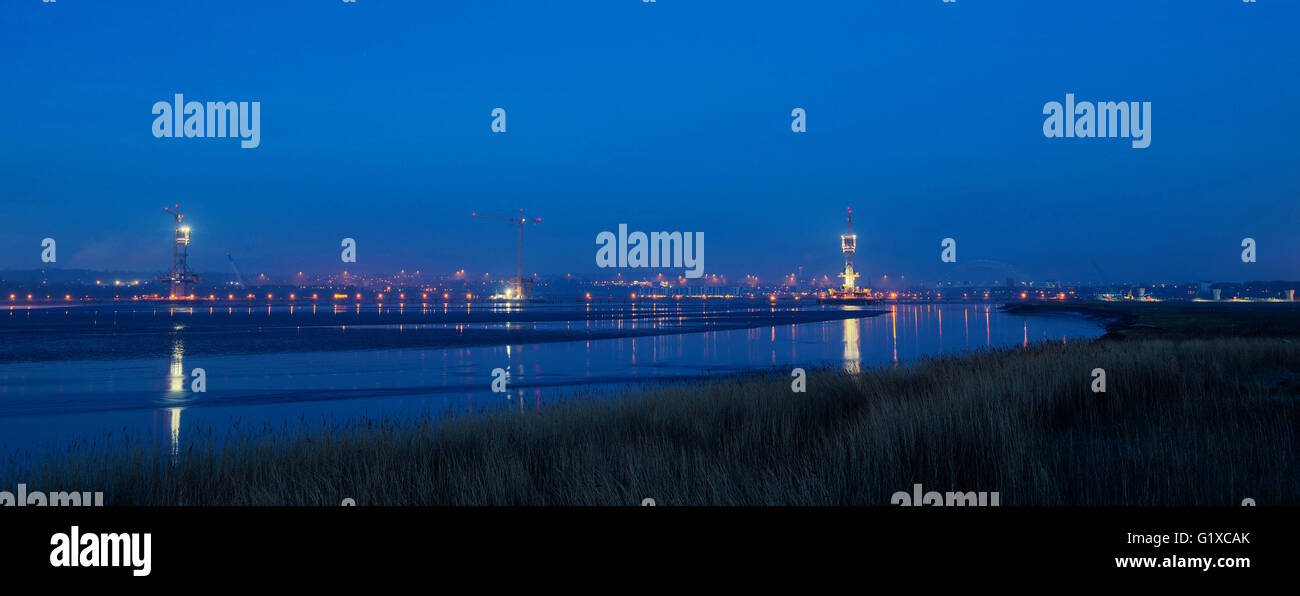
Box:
left=155, top=204, right=202, bottom=299
left=1091, top=260, right=1107, bottom=286
left=227, top=253, right=245, bottom=288
left=472, top=209, right=542, bottom=299
left=1092, top=259, right=1123, bottom=298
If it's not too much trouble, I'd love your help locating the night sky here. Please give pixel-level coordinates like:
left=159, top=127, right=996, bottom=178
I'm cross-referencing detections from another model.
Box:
left=1, top=1, right=1296, bottom=284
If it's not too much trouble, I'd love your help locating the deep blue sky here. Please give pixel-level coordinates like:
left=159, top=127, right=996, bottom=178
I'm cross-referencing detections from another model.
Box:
left=2, top=0, right=1296, bottom=284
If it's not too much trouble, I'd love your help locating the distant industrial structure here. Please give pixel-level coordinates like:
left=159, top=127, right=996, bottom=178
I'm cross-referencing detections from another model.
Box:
left=472, top=209, right=542, bottom=300
left=155, top=204, right=202, bottom=299
left=822, top=206, right=876, bottom=304
left=2, top=204, right=1294, bottom=306
left=838, top=206, right=859, bottom=292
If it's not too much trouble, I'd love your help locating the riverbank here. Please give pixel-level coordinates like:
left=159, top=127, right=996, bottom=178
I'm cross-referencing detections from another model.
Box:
left=1000, top=300, right=1300, bottom=340
left=5, top=306, right=1296, bottom=505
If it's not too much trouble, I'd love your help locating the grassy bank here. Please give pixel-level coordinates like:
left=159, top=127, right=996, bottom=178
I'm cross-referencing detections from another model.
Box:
left=1002, top=300, right=1300, bottom=340
left=5, top=317, right=1298, bottom=505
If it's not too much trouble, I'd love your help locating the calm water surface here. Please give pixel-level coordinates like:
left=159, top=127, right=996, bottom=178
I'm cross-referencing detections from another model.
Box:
left=0, top=302, right=1102, bottom=455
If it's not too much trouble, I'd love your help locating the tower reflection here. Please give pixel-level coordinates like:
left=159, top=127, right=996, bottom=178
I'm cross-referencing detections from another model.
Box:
left=164, top=337, right=185, bottom=457
left=842, top=317, right=860, bottom=373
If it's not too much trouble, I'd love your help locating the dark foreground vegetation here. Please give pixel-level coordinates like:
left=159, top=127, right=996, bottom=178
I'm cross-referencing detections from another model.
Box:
left=5, top=302, right=1299, bottom=505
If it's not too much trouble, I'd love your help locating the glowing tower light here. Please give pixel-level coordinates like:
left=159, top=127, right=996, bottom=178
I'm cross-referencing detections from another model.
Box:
left=837, top=206, right=860, bottom=292
left=155, top=205, right=203, bottom=299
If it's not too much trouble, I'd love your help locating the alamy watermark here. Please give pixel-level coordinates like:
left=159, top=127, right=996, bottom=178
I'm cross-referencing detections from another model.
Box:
left=595, top=224, right=704, bottom=279
left=1043, top=93, right=1150, bottom=149
left=50, top=526, right=151, bottom=577
left=2, top=484, right=104, bottom=506
left=891, top=483, right=1000, bottom=506
left=790, top=368, right=806, bottom=393
left=152, top=93, right=260, bottom=149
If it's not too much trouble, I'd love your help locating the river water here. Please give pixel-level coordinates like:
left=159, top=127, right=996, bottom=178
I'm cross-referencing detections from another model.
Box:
left=0, top=302, right=1103, bottom=456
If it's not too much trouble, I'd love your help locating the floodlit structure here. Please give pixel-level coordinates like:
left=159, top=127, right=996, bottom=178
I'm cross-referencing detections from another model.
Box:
left=838, top=206, right=860, bottom=291
left=472, top=209, right=542, bottom=299
left=819, top=206, right=876, bottom=304
left=156, top=204, right=202, bottom=298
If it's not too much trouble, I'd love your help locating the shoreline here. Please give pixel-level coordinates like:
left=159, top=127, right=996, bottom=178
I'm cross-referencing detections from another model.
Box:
left=999, top=302, right=1136, bottom=338
left=0, top=306, right=889, bottom=364
left=3, top=301, right=1296, bottom=505
left=1000, top=300, right=1300, bottom=340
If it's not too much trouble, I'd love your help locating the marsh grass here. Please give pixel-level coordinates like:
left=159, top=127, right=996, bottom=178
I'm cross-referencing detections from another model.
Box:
left=4, top=337, right=1297, bottom=505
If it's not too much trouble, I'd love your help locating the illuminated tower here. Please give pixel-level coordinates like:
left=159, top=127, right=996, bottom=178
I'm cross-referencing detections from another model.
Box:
left=156, top=204, right=202, bottom=298
left=838, top=206, right=859, bottom=292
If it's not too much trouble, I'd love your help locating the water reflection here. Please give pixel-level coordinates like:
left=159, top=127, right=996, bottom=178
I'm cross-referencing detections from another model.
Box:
left=164, top=407, right=181, bottom=458
left=937, top=306, right=942, bottom=349
left=167, top=339, right=185, bottom=393
left=890, top=305, right=898, bottom=364
left=842, top=317, right=860, bottom=373
left=164, top=337, right=186, bottom=456
left=0, top=304, right=1109, bottom=455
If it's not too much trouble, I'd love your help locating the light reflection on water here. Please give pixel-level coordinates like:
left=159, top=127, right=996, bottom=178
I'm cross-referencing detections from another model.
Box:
left=165, top=337, right=185, bottom=458
left=0, top=303, right=1101, bottom=455
left=843, top=317, right=860, bottom=373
